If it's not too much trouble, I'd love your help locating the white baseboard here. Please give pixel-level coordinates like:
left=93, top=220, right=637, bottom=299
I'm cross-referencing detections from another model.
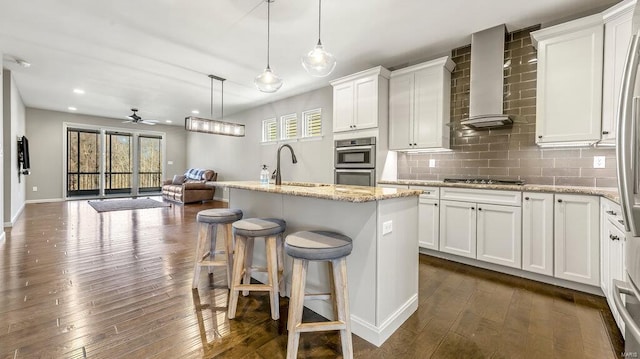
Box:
left=25, top=198, right=64, bottom=204
left=5, top=202, right=27, bottom=227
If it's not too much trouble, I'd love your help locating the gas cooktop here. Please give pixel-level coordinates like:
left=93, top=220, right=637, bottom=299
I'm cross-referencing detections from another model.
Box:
left=443, top=178, right=525, bottom=185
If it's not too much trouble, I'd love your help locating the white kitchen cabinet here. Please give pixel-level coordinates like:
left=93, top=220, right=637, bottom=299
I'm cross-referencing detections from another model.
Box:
left=601, top=0, right=635, bottom=145
left=522, top=192, right=554, bottom=276
left=601, top=198, right=627, bottom=336
left=331, top=66, right=390, bottom=133
left=531, top=14, right=604, bottom=147
left=440, top=200, right=476, bottom=258
left=476, top=203, right=522, bottom=269
left=554, top=194, right=600, bottom=286
left=412, top=186, right=440, bottom=250
left=389, top=56, right=455, bottom=151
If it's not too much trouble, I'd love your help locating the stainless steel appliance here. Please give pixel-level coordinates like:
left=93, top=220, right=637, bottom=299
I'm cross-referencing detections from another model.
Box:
left=334, top=137, right=376, bottom=186
left=614, top=5, right=640, bottom=352
left=443, top=178, right=525, bottom=185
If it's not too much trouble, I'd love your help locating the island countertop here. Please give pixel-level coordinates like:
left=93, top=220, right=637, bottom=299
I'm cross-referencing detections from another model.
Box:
left=211, top=181, right=422, bottom=203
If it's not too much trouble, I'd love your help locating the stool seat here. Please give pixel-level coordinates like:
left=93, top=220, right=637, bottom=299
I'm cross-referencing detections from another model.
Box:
left=285, top=231, right=353, bottom=261
left=233, top=218, right=286, bottom=237
left=197, top=208, right=243, bottom=224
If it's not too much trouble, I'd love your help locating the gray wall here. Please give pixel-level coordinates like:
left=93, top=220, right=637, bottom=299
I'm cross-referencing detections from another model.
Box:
left=3, top=70, right=26, bottom=225
left=25, top=108, right=188, bottom=201
left=186, top=86, right=334, bottom=200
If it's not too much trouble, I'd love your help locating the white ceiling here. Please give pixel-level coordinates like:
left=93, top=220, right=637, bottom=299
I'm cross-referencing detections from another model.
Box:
left=0, top=0, right=619, bottom=126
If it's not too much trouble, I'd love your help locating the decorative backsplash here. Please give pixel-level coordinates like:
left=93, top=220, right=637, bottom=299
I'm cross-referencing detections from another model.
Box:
left=397, top=25, right=617, bottom=188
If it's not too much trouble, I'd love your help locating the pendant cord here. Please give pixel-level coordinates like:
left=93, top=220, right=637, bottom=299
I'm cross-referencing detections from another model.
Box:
left=221, top=80, right=224, bottom=118
left=318, top=0, right=322, bottom=43
left=210, top=75, right=213, bottom=118
left=267, top=0, right=271, bottom=68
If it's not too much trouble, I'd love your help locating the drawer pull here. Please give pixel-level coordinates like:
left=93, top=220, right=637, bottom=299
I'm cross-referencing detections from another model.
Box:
left=603, top=131, right=609, bottom=135
left=471, top=207, right=475, bottom=210
left=606, top=210, right=617, bottom=216
left=524, top=197, right=530, bottom=200
left=557, top=199, right=563, bottom=203
left=434, top=203, right=438, bottom=207
left=478, top=208, right=482, bottom=211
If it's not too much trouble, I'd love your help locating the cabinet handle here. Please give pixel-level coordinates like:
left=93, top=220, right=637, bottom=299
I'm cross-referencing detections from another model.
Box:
left=413, top=143, right=417, bottom=146
left=434, top=203, right=438, bottom=207
left=478, top=208, right=482, bottom=211
left=409, top=143, right=412, bottom=146
left=603, top=131, right=609, bottom=135
left=538, top=135, right=543, bottom=139
left=525, top=197, right=530, bottom=200
left=610, top=234, right=614, bottom=240
left=425, top=191, right=431, bottom=194
left=619, top=219, right=625, bottom=226
left=557, top=199, right=563, bottom=203
left=606, top=210, right=617, bottom=216
left=612, top=235, right=620, bottom=241
left=471, top=207, right=475, bottom=210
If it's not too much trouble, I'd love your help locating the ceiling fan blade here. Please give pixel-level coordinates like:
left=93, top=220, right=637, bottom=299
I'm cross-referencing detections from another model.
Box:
left=140, top=121, right=156, bottom=125
left=122, top=120, right=133, bottom=123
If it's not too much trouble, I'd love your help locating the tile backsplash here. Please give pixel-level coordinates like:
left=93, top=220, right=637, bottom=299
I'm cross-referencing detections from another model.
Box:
left=397, top=25, right=617, bottom=188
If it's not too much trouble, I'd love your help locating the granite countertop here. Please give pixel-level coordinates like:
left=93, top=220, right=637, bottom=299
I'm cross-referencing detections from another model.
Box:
left=378, top=179, right=620, bottom=203
left=211, top=181, right=422, bottom=203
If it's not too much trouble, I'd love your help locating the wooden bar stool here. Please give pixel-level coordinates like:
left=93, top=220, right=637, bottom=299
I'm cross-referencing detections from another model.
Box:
left=191, top=208, right=243, bottom=289
left=228, top=218, right=286, bottom=320
left=284, top=230, right=354, bottom=359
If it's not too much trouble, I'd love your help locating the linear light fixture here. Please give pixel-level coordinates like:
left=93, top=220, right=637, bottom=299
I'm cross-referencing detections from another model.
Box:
left=185, top=74, right=245, bottom=137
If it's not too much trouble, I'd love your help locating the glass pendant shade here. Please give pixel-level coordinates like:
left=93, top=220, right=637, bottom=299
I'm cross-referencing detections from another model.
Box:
left=255, top=66, right=283, bottom=93
left=302, top=41, right=336, bottom=77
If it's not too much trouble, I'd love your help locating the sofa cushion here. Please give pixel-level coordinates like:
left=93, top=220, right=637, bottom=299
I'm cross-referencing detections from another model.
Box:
left=172, top=175, right=186, bottom=185
left=185, top=168, right=206, bottom=180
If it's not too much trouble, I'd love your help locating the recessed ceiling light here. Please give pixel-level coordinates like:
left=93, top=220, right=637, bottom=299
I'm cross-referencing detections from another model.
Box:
left=165, top=120, right=173, bottom=123
left=16, top=59, right=31, bottom=68
left=191, top=110, right=200, bottom=114
left=68, top=106, right=77, bottom=111
left=73, top=89, right=85, bottom=94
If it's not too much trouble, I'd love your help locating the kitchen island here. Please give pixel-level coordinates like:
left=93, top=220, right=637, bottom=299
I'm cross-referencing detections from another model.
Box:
left=213, top=181, right=421, bottom=346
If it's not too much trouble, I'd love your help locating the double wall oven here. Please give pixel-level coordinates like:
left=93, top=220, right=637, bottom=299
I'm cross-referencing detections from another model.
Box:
left=334, top=137, right=376, bottom=186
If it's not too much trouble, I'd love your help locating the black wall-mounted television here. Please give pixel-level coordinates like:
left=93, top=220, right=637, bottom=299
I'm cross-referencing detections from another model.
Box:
left=18, top=135, right=30, bottom=171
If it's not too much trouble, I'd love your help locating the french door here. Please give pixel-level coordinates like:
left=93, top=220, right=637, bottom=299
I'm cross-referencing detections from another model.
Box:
left=66, top=127, right=164, bottom=198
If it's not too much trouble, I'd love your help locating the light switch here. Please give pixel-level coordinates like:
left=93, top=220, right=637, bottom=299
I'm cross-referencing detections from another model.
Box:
left=382, top=220, right=393, bottom=235
left=429, top=159, right=436, bottom=168
left=167, top=161, right=174, bottom=165
left=32, top=186, right=38, bottom=192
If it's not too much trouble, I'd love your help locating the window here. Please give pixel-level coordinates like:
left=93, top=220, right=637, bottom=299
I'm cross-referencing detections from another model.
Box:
left=302, top=108, right=323, bottom=138
left=262, top=118, right=278, bottom=142
left=280, top=113, right=298, bottom=140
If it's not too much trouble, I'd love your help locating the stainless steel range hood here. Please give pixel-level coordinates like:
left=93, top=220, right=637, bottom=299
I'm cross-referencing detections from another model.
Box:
left=460, top=24, right=513, bottom=129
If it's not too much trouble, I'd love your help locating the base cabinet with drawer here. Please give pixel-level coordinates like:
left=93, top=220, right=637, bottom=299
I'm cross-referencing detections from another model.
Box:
left=554, top=194, right=600, bottom=286
left=439, top=188, right=522, bottom=268
left=522, top=192, right=554, bottom=276
left=601, top=197, right=626, bottom=336
left=412, top=186, right=440, bottom=250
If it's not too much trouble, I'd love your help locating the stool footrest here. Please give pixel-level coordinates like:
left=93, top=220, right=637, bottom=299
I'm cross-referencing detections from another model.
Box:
left=197, top=260, right=229, bottom=267
left=304, top=293, right=331, bottom=301
left=295, top=321, right=347, bottom=333
left=233, top=284, right=273, bottom=292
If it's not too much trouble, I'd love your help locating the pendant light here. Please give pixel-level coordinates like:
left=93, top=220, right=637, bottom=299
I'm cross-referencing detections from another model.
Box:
left=301, top=0, right=336, bottom=77
left=255, top=0, right=283, bottom=93
left=185, top=74, right=245, bottom=137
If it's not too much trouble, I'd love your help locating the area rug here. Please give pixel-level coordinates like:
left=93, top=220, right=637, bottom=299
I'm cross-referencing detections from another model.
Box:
left=88, top=198, right=170, bottom=213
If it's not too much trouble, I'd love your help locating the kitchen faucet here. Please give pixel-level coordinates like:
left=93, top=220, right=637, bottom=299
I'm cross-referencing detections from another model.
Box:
left=274, top=144, right=298, bottom=185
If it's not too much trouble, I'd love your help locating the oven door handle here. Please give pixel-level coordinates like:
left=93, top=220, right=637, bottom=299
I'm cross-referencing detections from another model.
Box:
left=613, top=279, right=640, bottom=345
left=335, top=145, right=374, bottom=152
left=335, top=169, right=375, bottom=173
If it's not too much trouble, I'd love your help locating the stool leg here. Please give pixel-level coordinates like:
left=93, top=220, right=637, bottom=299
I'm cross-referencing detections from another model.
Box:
left=208, top=223, right=218, bottom=275
left=286, top=258, right=307, bottom=359
left=265, top=235, right=280, bottom=320
left=228, top=235, right=247, bottom=319
left=276, top=234, right=285, bottom=297
left=191, top=222, right=208, bottom=289
left=332, top=258, right=353, bottom=359
left=224, top=223, right=234, bottom=289
left=242, top=237, right=254, bottom=296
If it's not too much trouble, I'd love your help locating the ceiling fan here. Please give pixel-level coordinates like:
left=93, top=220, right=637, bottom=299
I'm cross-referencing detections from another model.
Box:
left=122, top=108, right=158, bottom=125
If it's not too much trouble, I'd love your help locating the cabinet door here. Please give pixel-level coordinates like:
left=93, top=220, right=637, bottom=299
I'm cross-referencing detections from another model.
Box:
left=522, top=192, right=554, bottom=276
left=353, top=76, right=378, bottom=130
left=476, top=204, right=522, bottom=269
left=333, top=82, right=354, bottom=132
left=535, top=22, right=603, bottom=144
left=439, top=200, right=476, bottom=258
left=418, top=198, right=439, bottom=250
left=413, top=67, right=443, bottom=148
left=607, top=223, right=626, bottom=336
left=602, top=7, right=633, bottom=143
left=554, top=194, right=600, bottom=286
left=389, top=73, right=413, bottom=150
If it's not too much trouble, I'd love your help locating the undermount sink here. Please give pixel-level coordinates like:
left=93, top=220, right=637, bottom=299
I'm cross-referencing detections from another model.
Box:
left=281, top=181, right=331, bottom=187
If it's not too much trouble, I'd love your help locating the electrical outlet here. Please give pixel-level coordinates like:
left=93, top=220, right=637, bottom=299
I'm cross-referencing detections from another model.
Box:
left=429, top=159, right=436, bottom=168
left=32, top=186, right=38, bottom=192
left=382, top=220, right=393, bottom=235
left=593, top=156, right=606, bottom=169
left=167, top=160, right=174, bottom=165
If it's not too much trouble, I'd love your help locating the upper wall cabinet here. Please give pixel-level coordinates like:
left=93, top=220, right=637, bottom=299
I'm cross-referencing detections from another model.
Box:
left=389, top=56, right=455, bottom=151
left=330, top=66, right=390, bottom=133
left=601, top=0, right=635, bottom=146
left=531, top=14, right=604, bottom=147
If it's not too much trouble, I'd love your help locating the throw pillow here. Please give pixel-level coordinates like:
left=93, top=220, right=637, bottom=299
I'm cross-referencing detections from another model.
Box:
left=172, top=175, right=186, bottom=185
left=184, top=168, right=205, bottom=180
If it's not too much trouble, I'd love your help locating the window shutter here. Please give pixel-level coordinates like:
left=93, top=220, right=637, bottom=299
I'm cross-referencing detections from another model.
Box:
left=262, top=118, right=278, bottom=142
left=302, top=109, right=322, bottom=138
left=280, top=114, right=298, bottom=140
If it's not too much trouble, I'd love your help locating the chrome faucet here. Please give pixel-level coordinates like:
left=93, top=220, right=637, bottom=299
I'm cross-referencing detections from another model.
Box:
left=274, top=144, right=298, bottom=185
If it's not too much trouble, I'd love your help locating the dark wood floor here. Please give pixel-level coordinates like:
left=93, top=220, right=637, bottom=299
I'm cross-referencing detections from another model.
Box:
left=0, top=199, right=624, bottom=358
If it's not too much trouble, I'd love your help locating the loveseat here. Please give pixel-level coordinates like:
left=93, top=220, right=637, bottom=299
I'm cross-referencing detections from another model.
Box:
left=162, top=169, right=217, bottom=204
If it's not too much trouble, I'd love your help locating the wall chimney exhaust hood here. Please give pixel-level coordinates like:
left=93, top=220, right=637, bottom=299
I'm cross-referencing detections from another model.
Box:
left=460, top=25, right=514, bottom=129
